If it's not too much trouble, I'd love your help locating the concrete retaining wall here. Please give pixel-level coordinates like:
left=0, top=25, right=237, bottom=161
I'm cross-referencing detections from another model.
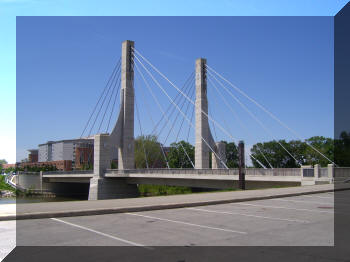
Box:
left=17, top=172, right=41, bottom=190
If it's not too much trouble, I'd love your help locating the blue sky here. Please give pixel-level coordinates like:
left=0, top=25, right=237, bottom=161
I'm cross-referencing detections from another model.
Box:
left=0, top=0, right=348, bottom=163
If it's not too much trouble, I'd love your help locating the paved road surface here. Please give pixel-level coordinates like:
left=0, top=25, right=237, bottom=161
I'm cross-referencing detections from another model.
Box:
left=0, top=221, right=15, bottom=261
left=15, top=192, right=338, bottom=247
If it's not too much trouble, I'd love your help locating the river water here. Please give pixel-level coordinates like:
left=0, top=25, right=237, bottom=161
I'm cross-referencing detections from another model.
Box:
left=0, top=198, right=16, bottom=204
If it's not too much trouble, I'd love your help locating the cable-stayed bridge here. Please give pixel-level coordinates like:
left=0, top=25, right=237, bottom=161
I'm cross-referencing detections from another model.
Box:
left=17, top=40, right=338, bottom=200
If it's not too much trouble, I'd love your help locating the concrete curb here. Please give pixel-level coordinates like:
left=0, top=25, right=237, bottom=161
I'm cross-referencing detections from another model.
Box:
left=2, top=186, right=349, bottom=221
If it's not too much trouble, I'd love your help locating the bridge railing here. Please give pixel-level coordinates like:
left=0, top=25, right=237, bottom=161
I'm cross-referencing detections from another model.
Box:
left=17, top=171, right=40, bottom=175
left=246, top=168, right=301, bottom=176
left=319, top=168, right=329, bottom=178
left=106, top=168, right=301, bottom=176
left=106, top=168, right=232, bottom=175
left=42, top=170, right=94, bottom=175
left=334, top=167, right=350, bottom=178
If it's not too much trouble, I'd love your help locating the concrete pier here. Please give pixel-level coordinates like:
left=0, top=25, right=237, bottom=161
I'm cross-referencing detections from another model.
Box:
left=195, top=58, right=211, bottom=169
left=88, top=40, right=138, bottom=200
left=212, top=142, right=226, bottom=169
left=119, top=40, right=135, bottom=170
left=195, top=58, right=226, bottom=169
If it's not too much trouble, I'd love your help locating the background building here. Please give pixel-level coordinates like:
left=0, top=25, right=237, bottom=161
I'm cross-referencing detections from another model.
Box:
left=28, top=149, right=38, bottom=163
left=38, top=138, right=94, bottom=170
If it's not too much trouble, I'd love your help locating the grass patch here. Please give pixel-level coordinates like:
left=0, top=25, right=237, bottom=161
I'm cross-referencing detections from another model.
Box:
left=138, top=184, right=192, bottom=197
left=137, top=183, right=297, bottom=197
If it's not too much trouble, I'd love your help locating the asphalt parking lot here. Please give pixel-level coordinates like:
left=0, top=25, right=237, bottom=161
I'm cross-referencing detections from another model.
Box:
left=16, top=191, right=340, bottom=247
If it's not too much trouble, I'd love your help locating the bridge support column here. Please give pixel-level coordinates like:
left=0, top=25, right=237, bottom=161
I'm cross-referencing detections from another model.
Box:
left=195, top=58, right=226, bottom=169
left=93, top=134, right=111, bottom=178
left=89, top=134, right=110, bottom=200
left=88, top=177, right=139, bottom=200
left=89, top=134, right=138, bottom=200
left=88, top=41, right=139, bottom=200
left=314, top=164, right=320, bottom=179
left=212, top=142, right=226, bottom=169
left=195, top=58, right=210, bottom=169
left=328, top=163, right=334, bottom=183
left=301, top=165, right=314, bottom=186
left=118, top=40, right=135, bottom=170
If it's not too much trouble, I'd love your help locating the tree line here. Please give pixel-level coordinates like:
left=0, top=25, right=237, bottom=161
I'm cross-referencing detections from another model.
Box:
left=1, top=132, right=348, bottom=172
left=134, top=132, right=350, bottom=168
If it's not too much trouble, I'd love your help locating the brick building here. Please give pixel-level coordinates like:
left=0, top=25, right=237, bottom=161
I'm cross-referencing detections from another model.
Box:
left=28, top=149, right=38, bottom=163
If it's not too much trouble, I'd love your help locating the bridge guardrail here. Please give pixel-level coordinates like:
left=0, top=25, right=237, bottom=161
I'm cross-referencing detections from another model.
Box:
left=106, top=168, right=232, bottom=175
left=319, top=168, right=328, bottom=178
left=106, top=168, right=301, bottom=176
left=43, top=170, right=94, bottom=175
left=17, top=171, right=40, bottom=175
left=334, top=167, right=350, bottom=178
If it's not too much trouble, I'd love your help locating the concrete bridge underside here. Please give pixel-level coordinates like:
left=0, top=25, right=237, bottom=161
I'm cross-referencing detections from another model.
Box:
left=42, top=171, right=302, bottom=194
left=44, top=173, right=301, bottom=188
left=41, top=174, right=300, bottom=199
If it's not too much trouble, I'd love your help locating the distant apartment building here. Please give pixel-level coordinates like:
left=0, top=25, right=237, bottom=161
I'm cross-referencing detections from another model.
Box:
left=22, top=136, right=120, bottom=171
left=38, top=139, right=94, bottom=169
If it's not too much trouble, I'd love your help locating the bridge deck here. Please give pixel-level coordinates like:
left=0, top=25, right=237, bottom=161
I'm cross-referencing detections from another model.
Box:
left=41, top=168, right=302, bottom=182
left=104, top=171, right=301, bottom=182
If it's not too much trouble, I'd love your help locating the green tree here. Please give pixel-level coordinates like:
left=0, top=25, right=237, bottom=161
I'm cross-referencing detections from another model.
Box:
left=0, top=159, right=7, bottom=171
left=167, top=141, right=194, bottom=168
left=250, top=140, right=306, bottom=168
left=250, top=137, right=335, bottom=168
left=335, top=131, right=350, bottom=167
left=304, top=136, right=334, bottom=167
left=221, top=141, right=239, bottom=168
left=134, top=135, right=166, bottom=168
left=25, top=165, right=58, bottom=172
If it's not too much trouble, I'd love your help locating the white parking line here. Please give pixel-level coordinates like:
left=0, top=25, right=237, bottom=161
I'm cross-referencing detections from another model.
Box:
left=51, top=218, right=150, bottom=248
left=126, top=213, right=247, bottom=234
left=234, top=203, right=334, bottom=214
left=296, top=194, right=350, bottom=203
left=187, top=208, right=310, bottom=223
left=270, top=198, right=333, bottom=205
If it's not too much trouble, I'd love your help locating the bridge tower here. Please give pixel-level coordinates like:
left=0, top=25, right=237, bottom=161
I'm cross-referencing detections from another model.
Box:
left=195, top=58, right=226, bottom=169
left=118, top=40, right=135, bottom=170
left=88, top=40, right=138, bottom=200
left=195, top=58, right=210, bottom=169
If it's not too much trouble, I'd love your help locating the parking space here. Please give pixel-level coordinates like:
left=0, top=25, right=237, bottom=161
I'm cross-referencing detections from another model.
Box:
left=16, top=192, right=335, bottom=246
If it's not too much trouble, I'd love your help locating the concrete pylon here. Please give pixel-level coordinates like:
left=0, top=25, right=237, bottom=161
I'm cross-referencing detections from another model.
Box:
left=118, top=40, right=135, bottom=170
left=212, top=142, right=226, bottom=169
left=195, top=58, right=210, bottom=169
left=195, top=58, right=226, bottom=169
left=195, top=58, right=219, bottom=169
left=88, top=40, right=138, bottom=200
